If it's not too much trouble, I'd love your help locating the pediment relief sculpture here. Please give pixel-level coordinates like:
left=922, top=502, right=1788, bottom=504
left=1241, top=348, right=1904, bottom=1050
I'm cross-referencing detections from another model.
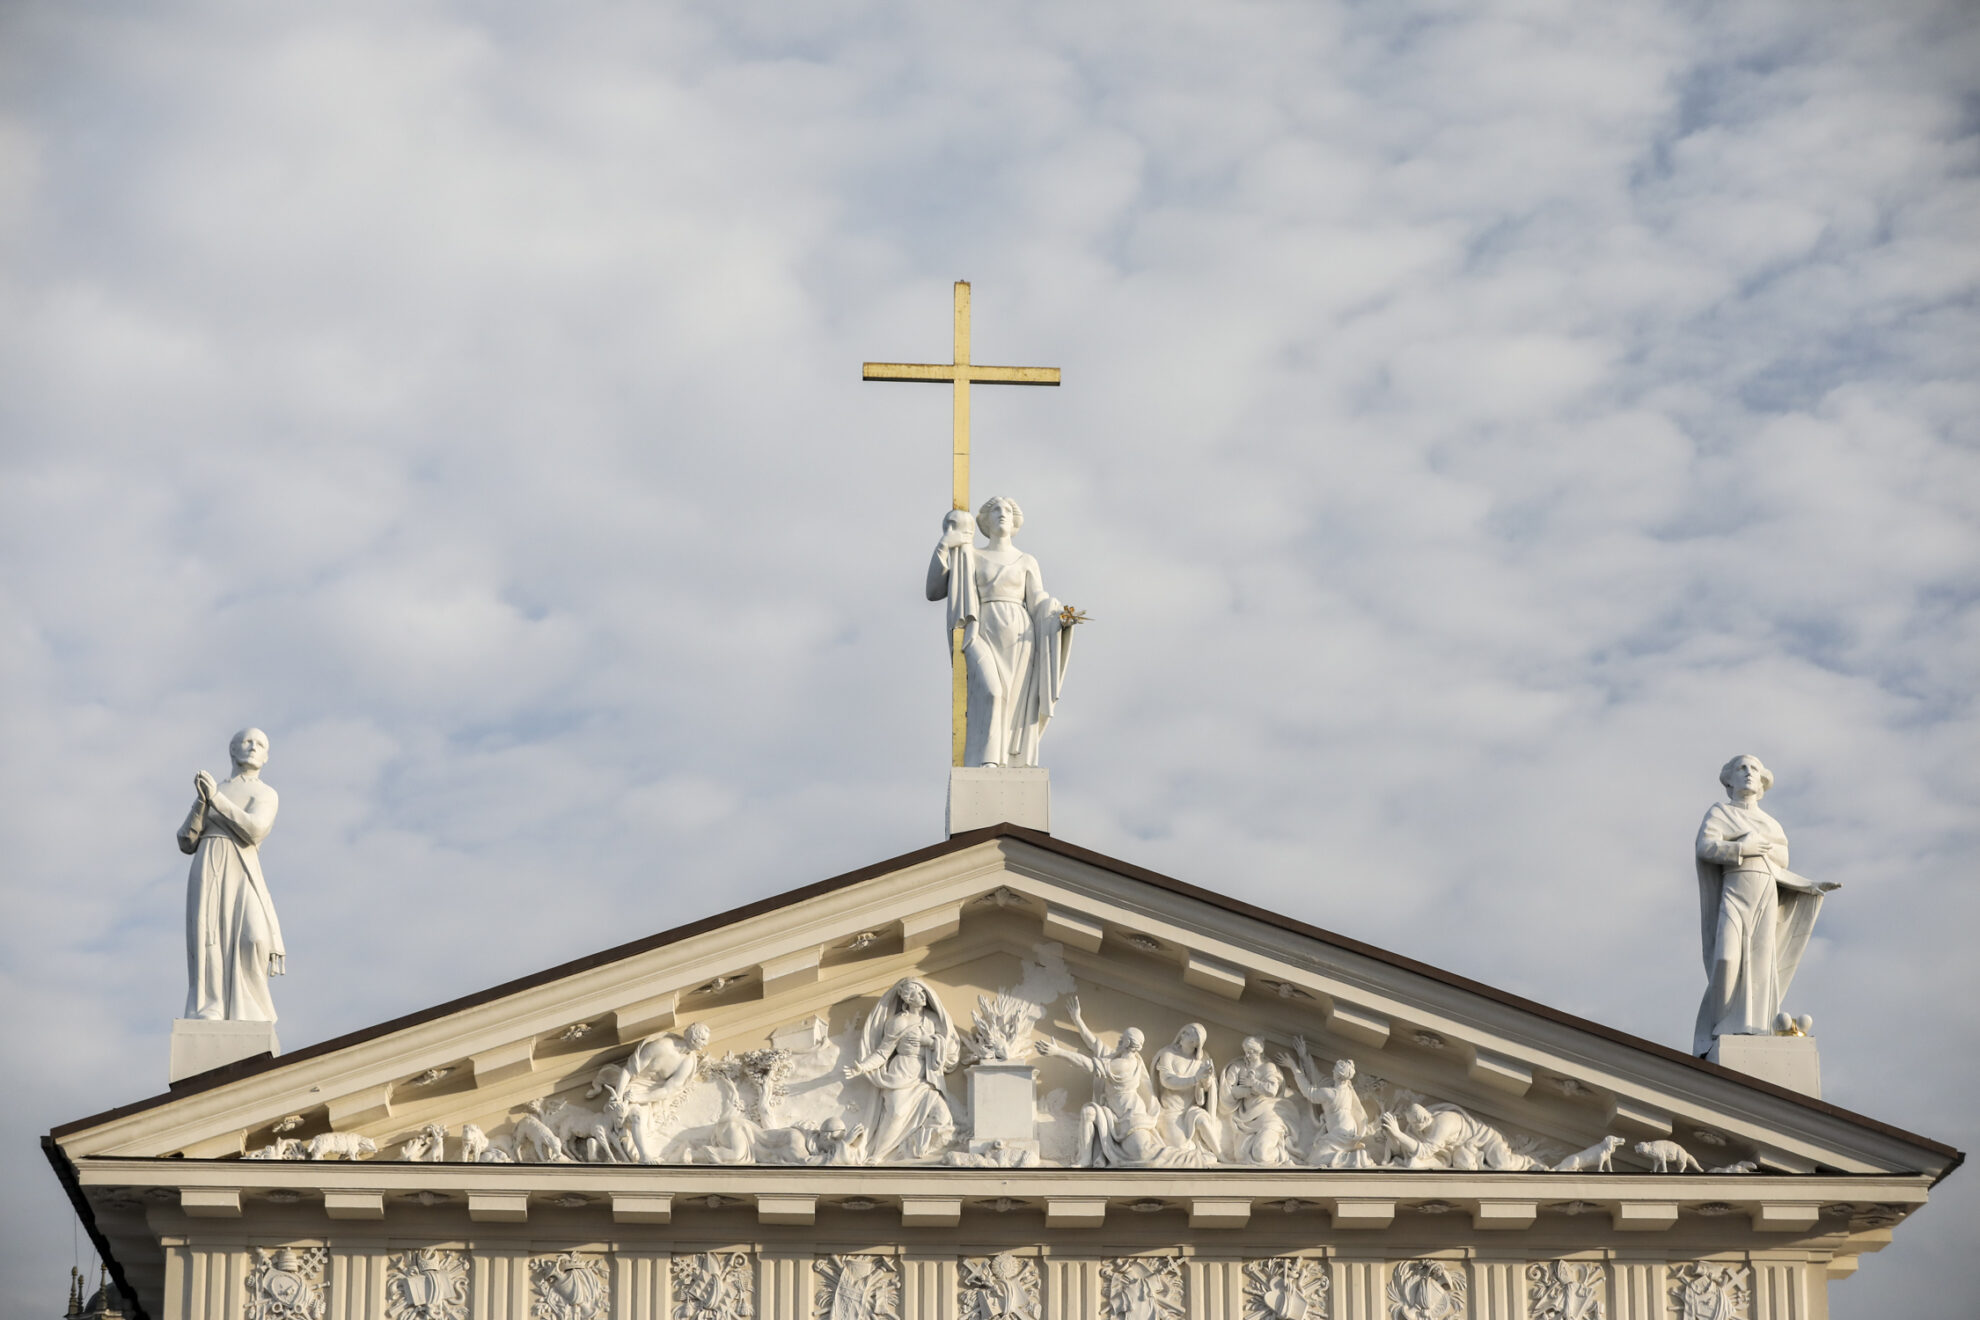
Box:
left=211, top=942, right=1749, bottom=1175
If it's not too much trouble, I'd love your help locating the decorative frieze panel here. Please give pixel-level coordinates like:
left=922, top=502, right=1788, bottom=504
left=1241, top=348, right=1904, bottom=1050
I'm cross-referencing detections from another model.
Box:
left=246, top=1247, right=327, bottom=1320
left=1387, top=1261, right=1465, bottom=1320
left=1669, top=1262, right=1750, bottom=1320
left=1101, top=1257, right=1185, bottom=1320
left=386, top=1248, right=469, bottom=1320
left=531, top=1251, right=608, bottom=1320
left=1528, top=1261, right=1604, bottom=1320
left=960, top=1253, right=1039, bottom=1319
left=673, top=1251, right=754, bottom=1320
left=1244, top=1257, right=1328, bottom=1319
left=816, top=1254, right=900, bottom=1320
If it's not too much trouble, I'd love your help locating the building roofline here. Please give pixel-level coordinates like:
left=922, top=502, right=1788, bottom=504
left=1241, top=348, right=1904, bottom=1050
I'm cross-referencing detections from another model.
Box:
left=47, top=824, right=1963, bottom=1168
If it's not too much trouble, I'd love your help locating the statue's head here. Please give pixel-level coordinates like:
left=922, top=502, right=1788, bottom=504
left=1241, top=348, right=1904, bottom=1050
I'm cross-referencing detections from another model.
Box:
left=1118, top=1026, right=1145, bottom=1055
left=894, top=978, right=929, bottom=1012
left=1241, top=1035, right=1266, bottom=1063
left=683, top=1022, right=712, bottom=1050
left=1174, top=1023, right=1207, bottom=1055
left=976, top=495, right=1023, bottom=537
left=1401, top=1102, right=1432, bottom=1132
left=1333, top=1057, right=1357, bottom=1083
left=230, top=727, right=269, bottom=772
left=1719, top=754, right=1772, bottom=797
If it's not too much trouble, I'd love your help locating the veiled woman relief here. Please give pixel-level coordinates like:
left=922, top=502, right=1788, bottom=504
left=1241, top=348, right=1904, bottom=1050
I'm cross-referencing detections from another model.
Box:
left=842, top=978, right=960, bottom=1163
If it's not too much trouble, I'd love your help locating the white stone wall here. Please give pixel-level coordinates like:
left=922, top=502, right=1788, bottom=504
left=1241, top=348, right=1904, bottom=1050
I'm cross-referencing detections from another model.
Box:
left=157, top=1235, right=1838, bottom=1320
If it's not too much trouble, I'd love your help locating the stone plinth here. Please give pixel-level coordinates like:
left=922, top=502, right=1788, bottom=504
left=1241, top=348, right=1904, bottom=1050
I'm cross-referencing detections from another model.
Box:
left=170, top=1019, right=278, bottom=1084
left=967, top=1061, right=1039, bottom=1157
left=947, top=767, right=1049, bottom=835
left=1711, top=1034, right=1820, bottom=1098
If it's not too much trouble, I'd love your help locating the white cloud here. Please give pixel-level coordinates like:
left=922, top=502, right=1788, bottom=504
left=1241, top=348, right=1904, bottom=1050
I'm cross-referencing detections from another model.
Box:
left=3, top=1, right=1977, bottom=1313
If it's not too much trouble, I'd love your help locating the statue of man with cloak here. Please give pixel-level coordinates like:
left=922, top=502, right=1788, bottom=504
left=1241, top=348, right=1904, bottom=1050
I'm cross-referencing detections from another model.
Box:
left=1692, top=754, right=1841, bottom=1056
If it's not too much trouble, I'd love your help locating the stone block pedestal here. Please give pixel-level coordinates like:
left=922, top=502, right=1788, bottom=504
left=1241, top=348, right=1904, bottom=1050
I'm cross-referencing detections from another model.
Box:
left=967, top=1061, right=1039, bottom=1158
left=170, top=1019, right=279, bottom=1084
left=1710, top=1034, right=1820, bottom=1098
left=947, top=767, right=1050, bottom=835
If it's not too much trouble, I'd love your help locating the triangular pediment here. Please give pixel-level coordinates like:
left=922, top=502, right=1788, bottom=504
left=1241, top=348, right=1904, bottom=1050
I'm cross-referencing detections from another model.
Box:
left=53, top=827, right=1955, bottom=1185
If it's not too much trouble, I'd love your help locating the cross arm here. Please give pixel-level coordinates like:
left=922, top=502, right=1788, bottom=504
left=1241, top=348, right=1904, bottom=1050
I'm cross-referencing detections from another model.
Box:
left=862, top=363, right=1061, bottom=386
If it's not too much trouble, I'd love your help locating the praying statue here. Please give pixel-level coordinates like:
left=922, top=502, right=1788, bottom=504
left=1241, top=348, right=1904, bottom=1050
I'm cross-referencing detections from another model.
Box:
left=925, top=497, right=1078, bottom=767
left=842, top=977, right=960, bottom=1163
left=177, top=728, right=286, bottom=1022
left=1692, top=754, right=1840, bottom=1055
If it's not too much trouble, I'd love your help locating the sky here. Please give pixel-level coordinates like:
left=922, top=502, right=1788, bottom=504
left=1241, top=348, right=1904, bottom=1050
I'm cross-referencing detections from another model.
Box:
left=2, top=0, right=1976, bottom=1312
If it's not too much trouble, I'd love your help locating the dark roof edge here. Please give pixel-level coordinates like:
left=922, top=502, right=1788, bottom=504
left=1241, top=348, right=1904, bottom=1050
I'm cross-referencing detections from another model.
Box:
left=43, top=1135, right=153, bottom=1320
left=47, top=824, right=1962, bottom=1168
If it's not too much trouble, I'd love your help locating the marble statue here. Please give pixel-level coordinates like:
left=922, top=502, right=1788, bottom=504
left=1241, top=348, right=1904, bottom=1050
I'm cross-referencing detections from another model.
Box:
left=1281, top=1039, right=1374, bottom=1168
left=1150, top=1023, right=1223, bottom=1162
left=925, top=498, right=1076, bottom=767
left=177, top=728, right=286, bottom=1022
left=1379, top=1103, right=1539, bottom=1171
left=303, top=1132, right=375, bottom=1161
left=1692, top=755, right=1840, bottom=1055
left=843, top=978, right=960, bottom=1163
left=1222, top=1037, right=1295, bottom=1166
left=1635, top=1139, right=1704, bottom=1173
left=1035, top=998, right=1212, bottom=1168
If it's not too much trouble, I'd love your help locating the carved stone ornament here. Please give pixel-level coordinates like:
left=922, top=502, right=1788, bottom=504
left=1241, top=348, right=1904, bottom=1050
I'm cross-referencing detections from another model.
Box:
left=1527, top=1260, right=1605, bottom=1320
left=1243, top=1257, right=1328, bottom=1320
left=672, top=1252, right=754, bottom=1320
left=1667, top=1262, right=1750, bottom=1320
left=531, top=1251, right=608, bottom=1320
left=1101, top=1257, right=1185, bottom=1320
left=959, top=1253, right=1039, bottom=1320
left=1387, top=1261, right=1466, bottom=1320
left=386, top=1248, right=469, bottom=1320
left=815, top=1254, right=900, bottom=1320
left=244, top=1247, right=326, bottom=1320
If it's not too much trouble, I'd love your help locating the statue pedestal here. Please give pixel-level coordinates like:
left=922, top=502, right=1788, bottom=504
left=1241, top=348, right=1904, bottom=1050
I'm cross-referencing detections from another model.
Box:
left=967, top=1061, right=1039, bottom=1157
left=171, top=1019, right=279, bottom=1084
left=947, top=768, right=1050, bottom=836
left=1710, top=1034, right=1820, bottom=1098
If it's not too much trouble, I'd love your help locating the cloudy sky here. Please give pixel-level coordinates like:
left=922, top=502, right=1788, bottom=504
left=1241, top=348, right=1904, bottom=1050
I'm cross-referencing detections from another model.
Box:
left=3, top=0, right=1976, bottom=1311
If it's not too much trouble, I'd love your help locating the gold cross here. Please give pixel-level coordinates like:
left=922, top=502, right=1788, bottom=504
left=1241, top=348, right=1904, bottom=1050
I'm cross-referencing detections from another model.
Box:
left=863, top=281, right=1061, bottom=764
left=863, top=281, right=1061, bottom=512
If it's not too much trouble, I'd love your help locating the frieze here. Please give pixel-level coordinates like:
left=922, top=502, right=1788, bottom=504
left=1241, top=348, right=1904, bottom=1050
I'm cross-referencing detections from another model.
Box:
left=815, top=1254, right=899, bottom=1320
left=959, top=1253, right=1039, bottom=1320
left=1527, top=1261, right=1604, bottom=1320
left=1668, top=1262, right=1749, bottom=1320
left=1101, top=1257, right=1184, bottom=1320
left=245, top=1247, right=326, bottom=1320
left=1388, top=1261, right=1465, bottom=1320
left=673, top=1251, right=753, bottom=1320
left=1243, top=1257, right=1328, bottom=1320
left=386, top=1248, right=469, bottom=1320
left=531, top=1251, right=607, bottom=1320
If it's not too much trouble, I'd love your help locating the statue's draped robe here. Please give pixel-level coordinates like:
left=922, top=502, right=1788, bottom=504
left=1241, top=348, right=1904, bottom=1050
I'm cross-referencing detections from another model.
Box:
left=1692, top=800, right=1826, bottom=1055
left=179, top=776, right=284, bottom=1021
left=854, top=992, right=958, bottom=1163
left=936, top=540, right=1072, bottom=767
